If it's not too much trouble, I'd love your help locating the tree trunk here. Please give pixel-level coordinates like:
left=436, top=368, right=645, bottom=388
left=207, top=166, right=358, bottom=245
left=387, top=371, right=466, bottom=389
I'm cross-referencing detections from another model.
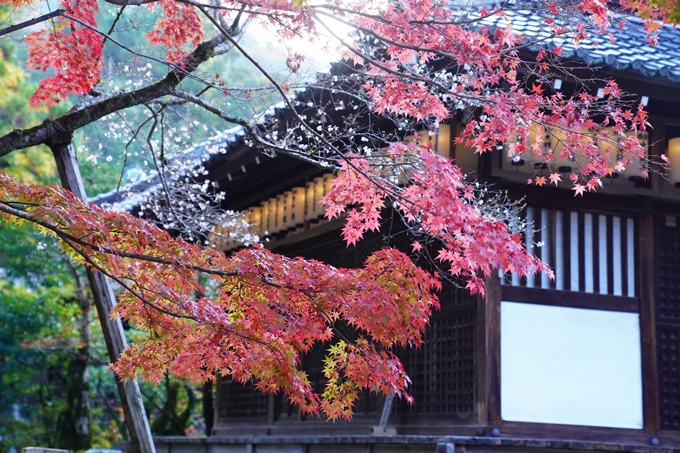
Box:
left=55, top=264, right=94, bottom=450
left=151, top=376, right=198, bottom=435
left=202, top=381, right=214, bottom=436
left=56, top=357, right=91, bottom=450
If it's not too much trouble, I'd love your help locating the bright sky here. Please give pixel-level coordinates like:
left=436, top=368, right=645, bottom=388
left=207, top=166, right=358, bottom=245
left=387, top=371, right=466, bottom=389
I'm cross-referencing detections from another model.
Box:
left=249, top=0, right=389, bottom=75
left=251, top=14, right=354, bottom=74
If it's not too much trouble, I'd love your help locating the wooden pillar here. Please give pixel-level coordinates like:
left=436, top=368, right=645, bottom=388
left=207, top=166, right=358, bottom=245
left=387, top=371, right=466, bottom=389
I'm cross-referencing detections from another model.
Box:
left=483, top=275, right=502, bottom=427
left=639, top=213, right=660, bottom=434
left=47, top=124, right=155, bottom=453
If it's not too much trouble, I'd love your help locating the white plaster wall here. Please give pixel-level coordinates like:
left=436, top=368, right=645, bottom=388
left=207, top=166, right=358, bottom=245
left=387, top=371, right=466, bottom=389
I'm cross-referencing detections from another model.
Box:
left=500, top=301, right=643, bottom=429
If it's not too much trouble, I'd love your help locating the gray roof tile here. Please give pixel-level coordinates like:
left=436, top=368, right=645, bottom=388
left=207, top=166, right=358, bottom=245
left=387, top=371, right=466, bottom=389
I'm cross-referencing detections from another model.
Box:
left=480, top=9, right=680, bottom=83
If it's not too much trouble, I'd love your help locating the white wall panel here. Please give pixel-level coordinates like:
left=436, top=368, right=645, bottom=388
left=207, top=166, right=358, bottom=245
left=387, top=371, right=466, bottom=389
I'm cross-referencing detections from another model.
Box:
left=500, top=301, right=643, bottom=429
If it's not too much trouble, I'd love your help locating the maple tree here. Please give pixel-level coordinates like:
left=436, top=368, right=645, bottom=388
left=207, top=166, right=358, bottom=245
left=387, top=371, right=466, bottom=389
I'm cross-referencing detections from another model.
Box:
left=0, top=172, right=440, bottom=419
left=0, top=0, right=675, bottom=421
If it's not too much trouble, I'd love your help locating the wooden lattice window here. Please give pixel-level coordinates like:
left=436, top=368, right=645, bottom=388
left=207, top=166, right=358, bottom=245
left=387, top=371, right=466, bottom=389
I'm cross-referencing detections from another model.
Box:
left=384, top=235, right=478, bottom=415
left=393, top=295, right=477, bottom=415
left=658, top=326, right=680, bottom=429
left=218, top=378, right=268, bottom=420
left=218, top=234, right=479, bottom=422
left=301, top=237, right=387, bottom=416
left=656, top=215, right=680, bottom=430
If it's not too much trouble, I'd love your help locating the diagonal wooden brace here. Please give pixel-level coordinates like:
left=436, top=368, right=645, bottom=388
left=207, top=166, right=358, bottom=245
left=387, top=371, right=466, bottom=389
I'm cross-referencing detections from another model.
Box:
left=48, top=125, right=155, bottom=453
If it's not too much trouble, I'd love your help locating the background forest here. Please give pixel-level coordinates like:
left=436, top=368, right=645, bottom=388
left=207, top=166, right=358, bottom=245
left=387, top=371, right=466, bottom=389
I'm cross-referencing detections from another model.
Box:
left=0, top=3, right=308, bottom=450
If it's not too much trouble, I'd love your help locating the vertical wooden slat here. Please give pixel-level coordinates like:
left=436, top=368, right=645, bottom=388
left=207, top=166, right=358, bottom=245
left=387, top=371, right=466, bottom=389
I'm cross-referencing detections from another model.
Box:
left=541, top=209, right=551, bottom=289
left=526, top=207, right=535, bottom=288
left=562, top=211, right=578, bottom=291
left=592, top=213, right=600, bottom=294
left=629, top=218, right=637, bottom=297
left=572, top=212, right=579, bottom=291
left=511, top=270, right=520, bottom=287
left=550, top=210, right=558, bottom=290
left=607, top=215, right=614, bottom=296
left=612, top=216, right=623, bottom=296
left=476, top=290, right=488, bottom=425
left=598, top=214, right=608, bottom=294
left=214, top=375, right=222, bottom=428
left=621, top=216, right=629, bottom=297
left=579, top=211, right=586, bottom=292
left=639, top=213, right=660, bottom=434
left=267, top=393, right=275, bottom=425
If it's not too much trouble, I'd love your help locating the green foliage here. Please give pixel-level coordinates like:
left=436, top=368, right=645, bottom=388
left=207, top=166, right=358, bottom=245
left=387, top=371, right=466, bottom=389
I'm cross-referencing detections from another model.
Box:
left=0, top=276, right=74, bottom=450
left=647, top=0, right=680, bottom=23
left=0, top=50, right=57, bottom=186
left=0, top=219, right=208, bottom=448
left=142, top=375, right=203, bottom=436
left=0, top=5, right=66, bottom=186
left=0, top=28, right=107, bottom=443
left=0, top=5, right=268, bottom=445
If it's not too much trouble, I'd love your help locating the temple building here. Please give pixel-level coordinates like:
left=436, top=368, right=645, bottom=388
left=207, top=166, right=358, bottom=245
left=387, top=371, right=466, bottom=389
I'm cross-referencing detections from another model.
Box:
left=96, top=8, right=680, bottom=453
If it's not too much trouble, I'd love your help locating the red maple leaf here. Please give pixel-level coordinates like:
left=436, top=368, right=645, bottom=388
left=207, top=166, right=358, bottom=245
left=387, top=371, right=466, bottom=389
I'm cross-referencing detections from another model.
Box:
left=572, top=183, right=586, bottom=197
left=549, top=173, right=562, bottom=186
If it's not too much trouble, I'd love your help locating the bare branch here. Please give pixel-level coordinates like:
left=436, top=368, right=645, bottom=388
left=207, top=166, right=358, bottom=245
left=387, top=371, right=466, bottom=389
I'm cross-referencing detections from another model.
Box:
left=0, top=9, right=65, bottom=37
left=103, top=0, right=157, bottom=5
left=0, top=33, right=226, bottom=157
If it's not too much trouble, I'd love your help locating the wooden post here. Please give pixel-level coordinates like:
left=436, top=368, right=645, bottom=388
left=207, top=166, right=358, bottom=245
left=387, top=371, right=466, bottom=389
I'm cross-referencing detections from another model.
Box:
left=639, top=213, right=660, bottom=434
left=47, top=124, right=155, bottom=453
left=484, top=275, right=502, bottom=426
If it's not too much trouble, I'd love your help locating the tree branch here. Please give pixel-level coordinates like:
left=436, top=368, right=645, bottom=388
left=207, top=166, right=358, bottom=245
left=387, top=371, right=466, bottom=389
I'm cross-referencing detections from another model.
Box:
left=0, top=200, right=239, bottom=278
left=0, top=33, right=226, bottom=158
left=103, top=0, right=158, bottom=5
left=0, top=9, right=65, bottom=37
left=168, top=91, right=250, bottom=127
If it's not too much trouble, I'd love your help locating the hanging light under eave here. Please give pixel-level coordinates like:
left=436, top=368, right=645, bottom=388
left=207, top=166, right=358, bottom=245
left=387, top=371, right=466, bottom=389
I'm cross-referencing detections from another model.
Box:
left=409, top=124, right=451, bottom=158
left=435, top=124, right=452, bottom=158
left=529, top=127, right=550, bottom=170
left=620, top=131, right=649, bottom=182
left=667, top=137, right=680, bottom=187
left=598, top=127, right=620, bottom=179
left=503, top=128, right=544, bottom=171
left=503, top=131, right=525, bottom=167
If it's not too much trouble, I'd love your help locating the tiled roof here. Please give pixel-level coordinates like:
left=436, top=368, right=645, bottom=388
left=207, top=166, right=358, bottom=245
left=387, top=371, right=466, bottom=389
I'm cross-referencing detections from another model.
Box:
left=89, top=125, right=247, bottom=209
left=480, top=9, right=680, bottom=82
left=91, top=11, right=680, bottom=207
